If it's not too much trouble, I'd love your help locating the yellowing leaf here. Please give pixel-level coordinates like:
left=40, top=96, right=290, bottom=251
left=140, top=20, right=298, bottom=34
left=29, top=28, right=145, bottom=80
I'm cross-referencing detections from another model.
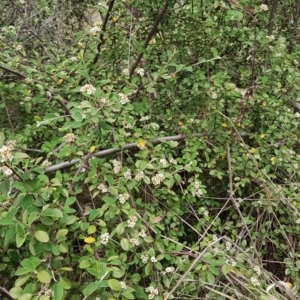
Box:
left=57, top=78, right=64, bottom=85
left=90, top=146, right=96, bottom=153
left=171, top=73, right=176, bottom=78
left=226, top=131, right=232, bottom=135
left=137, top=138, right=146, bottom=150
left=112, top=16, right=118, bottom=22
left=84, top=237, right=96, bottom=244
left=221, top=123, right=228, bottom=128
left=237, top=122, right=241, bottom=127
left=270, top=157, right=275, bottom=161
left=260, top=134, right=265, bottom=139
left=178, top=121, right=183, bottom=126
left=250, top=148, right=256, bottom=153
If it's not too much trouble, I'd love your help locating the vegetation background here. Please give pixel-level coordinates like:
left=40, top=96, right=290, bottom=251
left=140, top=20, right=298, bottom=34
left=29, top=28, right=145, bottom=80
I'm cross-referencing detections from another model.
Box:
left=1, top=0, right=300, bottom=299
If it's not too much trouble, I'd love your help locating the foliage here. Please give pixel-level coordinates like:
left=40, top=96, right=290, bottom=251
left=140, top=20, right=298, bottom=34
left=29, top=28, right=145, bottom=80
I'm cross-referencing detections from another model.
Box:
left=1, top=0, right=300, bottom=299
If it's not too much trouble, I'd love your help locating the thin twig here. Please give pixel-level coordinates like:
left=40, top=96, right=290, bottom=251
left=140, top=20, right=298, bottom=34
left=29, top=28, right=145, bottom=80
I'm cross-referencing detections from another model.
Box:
left=45, top=132, right=250, bottom=173
left=129, top=1, right=169, bottom=78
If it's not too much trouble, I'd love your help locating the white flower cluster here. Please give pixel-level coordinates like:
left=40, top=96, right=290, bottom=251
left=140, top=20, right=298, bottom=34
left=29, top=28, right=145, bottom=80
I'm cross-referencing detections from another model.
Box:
left=0, top=165, right=13, bottom=176
left=159, top=158, right=168, bottom=167
left=41, top=159, right=52, bottom=167
left=136, top=68, right=145, bottom=76
left=166, top=266, right=175, bottom=273
left=225, top=241, right=232, bottom=251
left=151, top=173, right=164, bottom=186
left=147, top=287, right=159, bottom=299
left=120, top=281, right=127, bottom=289
left=295, top=112, right=300, bottom=118
left=260, top=4, right=268, bottom=11
left=15, top=45, right=23, bottom=51
left=63, top=133, right=75, bottom=144
left=150, top=256, right=157, bottom=263
left=1, top=200, right=11, bottom=207
left=118, top=93, right=130, bottom=105
left=41, top=285, right=53, bottom=298
left=70, top=56, right=78, bottom=62
left=170, top=158, right=177, bottom=165
left=139, top=229, right=147, bottom=238
left=253, top=266, right=261, bottom=276
left=0, top=141, right=15, bottom=162
left=141, top=254, right=148, bottom=263
left=251, top=277, right=260, bottom=286
left=127, top=215, right=138, bottom=228
left=113, top=159, right=121, bottom=174
left=118, top=193, right=130, bottom=204
left=90, top=26, right=101, bottom=35
left=191, top=181, right=203, bottom=197
left=124, top=169, right=132, bottom=180
left=266, top=35, right=275, bottom=41
left=100, top=233, right=109, bottom=245
left=134, top=171, right=145, bottom=181
left=129, top=238, right=139, bottom=246
left=140, top=116, right=150, bottom=121
left=123, top=68, right=129, bottom=76
left=25, top=77, right=33, bottom=83
left=80, top=84, right=96, bottom=95
left=97, top=183, right=107, bottom=193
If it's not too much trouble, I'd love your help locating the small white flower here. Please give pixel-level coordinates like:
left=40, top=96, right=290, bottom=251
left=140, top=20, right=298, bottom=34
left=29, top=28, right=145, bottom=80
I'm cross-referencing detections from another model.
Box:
left=97, top=183, right=107, bottom=193
left=136, top=68, right=145, bottom=76
left=41, top=159, right=52, bottom=167
left=266, top=35, right=275, bottom=41
left=80, top=84, right=96, bottom=95
left=118, top=93, right=130, bottom=105
left=253, top=266, right=262, bottom=276
left=0, top=166, right=13, bottom=176
left=165, top=267, right=174, bottom=273
left=100, top=232, right=109, bottom=245
left=123, top=68, right=129, bottom=76
left=70, top=56, right=78, bottom=62
left=118, top=193, right=130, bottom=204
left=260, top=4, right=268, bottom=11
left=15, top=45, right=23, bottom=51
left=295, top=112, right=300, bottom=118
left=141, top=254, right=148, bottom=263
left=134, top=171, right=144, bottom=181
left=129, top=238, right=139, bottom=246
left=139, top=229, right=147, bottom=238
left=296, top=219, right=300, bottom=224
left=159, top=158, right=168, bottom=167
left=124, top=169, right=132, bottom=180
left=251, top=277, right=260, bottom=286
left=150, top=256, right=157, bottom=263
left=63, top=133, right=75, bottom=144
left=90, top=26, right=101, bottom=35
left=112, top=159, right=121, bottom=174
left=120, top=282, right=127, bottom=289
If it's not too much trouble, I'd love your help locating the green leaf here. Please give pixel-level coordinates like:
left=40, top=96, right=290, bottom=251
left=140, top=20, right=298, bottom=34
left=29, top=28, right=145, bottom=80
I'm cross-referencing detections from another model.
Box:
left=120, top=238, right=129, bottom=250
left=87, top=225, right=96, bottom=234
left=108, top=279, right=122, bottom=291
left=222, top=263, right=233, bottom=275
left=41, top=208, right=63, bottom=218
left=34, top=231, right=49, bottom=243
left=21, top=258, right=41, bottom=270
left=15, top=268, right=32, bottom=275
left=0, top=217, right=15, bottom=225
left=122, top=291, right=135, bottom=299
left=207, top=272, right=215, bottom=285
left=56, top=229, right=68, bottom=240
left=18, top=294, right=33, bottom=300
left=9, top=287, right=23, bottom=299
left=13, top=152, right=29, bottom=160
left=84, top=282, right=99, bottom=296
left=15, top=275, right=30, bottom=287
left=53, top=282, right=64, bottom=300
left=37, top=270, right=52, bottom=284
left=103, top=196, right=116, bottom=205
left=0, top=132, right=5, bottom=147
